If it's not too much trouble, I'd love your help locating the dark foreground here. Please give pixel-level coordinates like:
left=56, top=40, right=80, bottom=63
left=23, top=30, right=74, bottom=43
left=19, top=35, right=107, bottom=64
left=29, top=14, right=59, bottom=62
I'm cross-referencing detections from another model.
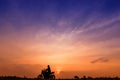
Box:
left=0, top=76, right=120, bottom=80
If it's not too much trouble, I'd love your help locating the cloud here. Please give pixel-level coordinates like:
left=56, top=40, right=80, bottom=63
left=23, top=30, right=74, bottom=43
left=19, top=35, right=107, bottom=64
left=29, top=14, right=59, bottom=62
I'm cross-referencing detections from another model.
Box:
left=91, top=57, right=109, bottom=64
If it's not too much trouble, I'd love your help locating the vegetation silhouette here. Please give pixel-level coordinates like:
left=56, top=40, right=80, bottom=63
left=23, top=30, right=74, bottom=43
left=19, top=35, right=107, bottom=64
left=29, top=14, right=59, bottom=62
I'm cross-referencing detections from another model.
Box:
left=74, top=75, right=80, bottom=80
left=0, top=76, right=119, bottom=80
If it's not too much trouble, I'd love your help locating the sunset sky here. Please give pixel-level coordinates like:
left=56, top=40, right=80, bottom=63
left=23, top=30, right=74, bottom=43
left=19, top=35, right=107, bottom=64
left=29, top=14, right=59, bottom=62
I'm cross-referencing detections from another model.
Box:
left=0, top=0, right=120, bottom=78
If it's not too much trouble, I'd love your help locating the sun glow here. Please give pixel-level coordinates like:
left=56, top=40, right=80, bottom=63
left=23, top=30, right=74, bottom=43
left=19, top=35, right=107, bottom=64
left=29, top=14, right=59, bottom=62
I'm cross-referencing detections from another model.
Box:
left=56, top=67, right=62, bottom=75
left=56, top=69, right=61, bottom=74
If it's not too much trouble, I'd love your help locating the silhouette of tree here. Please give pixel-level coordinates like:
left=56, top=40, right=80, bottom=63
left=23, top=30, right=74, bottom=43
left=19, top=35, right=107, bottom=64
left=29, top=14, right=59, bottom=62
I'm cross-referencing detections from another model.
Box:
left=74, top=75, right=80, bottom=80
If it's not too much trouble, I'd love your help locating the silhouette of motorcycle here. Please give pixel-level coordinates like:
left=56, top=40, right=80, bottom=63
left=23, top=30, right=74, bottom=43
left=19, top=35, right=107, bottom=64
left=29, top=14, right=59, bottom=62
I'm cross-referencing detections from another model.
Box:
left=37, top=65, right=55, bottom=80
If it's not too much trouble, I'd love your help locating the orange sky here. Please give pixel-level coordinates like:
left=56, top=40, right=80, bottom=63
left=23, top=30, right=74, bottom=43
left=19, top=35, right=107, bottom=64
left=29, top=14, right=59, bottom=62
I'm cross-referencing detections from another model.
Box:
left=0, top=29, right=120, bottom=78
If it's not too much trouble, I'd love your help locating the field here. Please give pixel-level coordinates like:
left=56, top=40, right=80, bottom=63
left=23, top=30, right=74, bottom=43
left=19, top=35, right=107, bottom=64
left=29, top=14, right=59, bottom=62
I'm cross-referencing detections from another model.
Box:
left=0, top=76, right=120, bottom=80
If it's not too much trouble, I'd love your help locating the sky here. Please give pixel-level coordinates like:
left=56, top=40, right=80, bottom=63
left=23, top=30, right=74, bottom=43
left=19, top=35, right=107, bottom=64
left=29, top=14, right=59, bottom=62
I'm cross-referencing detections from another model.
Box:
left=0, top=0, right=120, bottom=78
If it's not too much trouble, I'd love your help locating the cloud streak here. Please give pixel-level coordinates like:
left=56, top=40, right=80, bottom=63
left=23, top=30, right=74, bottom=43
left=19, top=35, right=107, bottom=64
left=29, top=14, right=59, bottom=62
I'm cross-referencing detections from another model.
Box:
left=91, top=57, right=109, bottom=64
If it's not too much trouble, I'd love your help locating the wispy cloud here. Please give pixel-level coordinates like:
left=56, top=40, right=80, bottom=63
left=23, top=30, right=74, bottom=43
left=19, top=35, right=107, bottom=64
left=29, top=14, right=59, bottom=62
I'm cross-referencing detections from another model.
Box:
left=91, top=57, right=109, bottom=64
